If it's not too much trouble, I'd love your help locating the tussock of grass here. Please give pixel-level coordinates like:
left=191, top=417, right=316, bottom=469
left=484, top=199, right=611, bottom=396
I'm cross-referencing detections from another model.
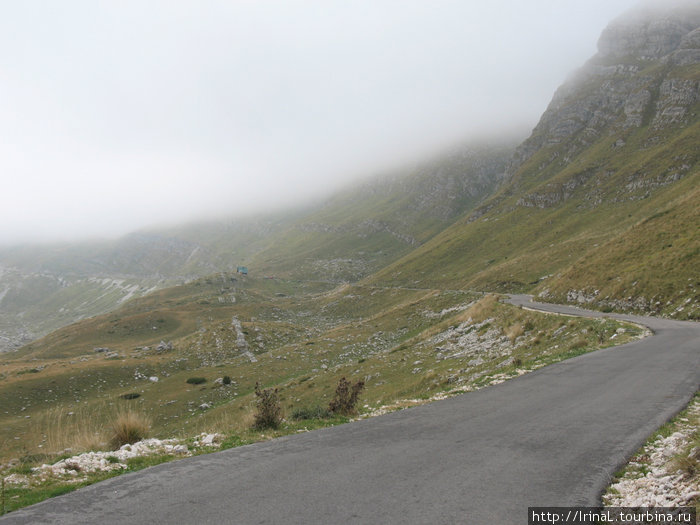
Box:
left=506, top=323, right=524, bottom=343
left=669, top=427, right=699, bottom=478
left=109, top=410, right=151, bottom=450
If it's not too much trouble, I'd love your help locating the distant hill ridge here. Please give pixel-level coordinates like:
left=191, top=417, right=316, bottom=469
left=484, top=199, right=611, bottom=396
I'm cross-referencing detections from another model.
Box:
left=0, top=142, right=514, bottom=351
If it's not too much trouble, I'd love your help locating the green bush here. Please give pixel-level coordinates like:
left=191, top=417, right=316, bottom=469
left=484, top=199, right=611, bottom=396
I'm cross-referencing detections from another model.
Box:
left=253, top=382, right=283, bottom=430
left=186, top=377, right=206, bottom=385
left=222, top=375, right=232, bottom=385
left=120, top=392, right=141, bottom=400
left=328, top=377, right=365, bottom=416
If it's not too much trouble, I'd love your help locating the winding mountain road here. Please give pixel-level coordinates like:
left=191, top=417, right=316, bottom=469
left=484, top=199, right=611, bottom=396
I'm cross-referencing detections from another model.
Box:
left=2, top=296, right=698, bottom=524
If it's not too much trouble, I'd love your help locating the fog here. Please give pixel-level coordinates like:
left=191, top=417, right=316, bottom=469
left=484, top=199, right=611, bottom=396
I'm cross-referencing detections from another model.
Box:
left=0, top=0, right=655, bottom=244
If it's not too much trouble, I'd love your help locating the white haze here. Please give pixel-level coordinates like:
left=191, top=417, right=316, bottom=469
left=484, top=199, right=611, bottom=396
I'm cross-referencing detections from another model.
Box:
left=0, top=0, right=661, bottom=244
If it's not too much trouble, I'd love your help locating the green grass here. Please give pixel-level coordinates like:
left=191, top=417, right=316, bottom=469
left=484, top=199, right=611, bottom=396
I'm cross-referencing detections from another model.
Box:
left=3, top=482, right=97, bottom=515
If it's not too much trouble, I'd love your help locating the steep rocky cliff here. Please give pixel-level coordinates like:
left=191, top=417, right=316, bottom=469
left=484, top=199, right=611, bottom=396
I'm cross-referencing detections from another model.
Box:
left=509, top=6, right=700, bottom=182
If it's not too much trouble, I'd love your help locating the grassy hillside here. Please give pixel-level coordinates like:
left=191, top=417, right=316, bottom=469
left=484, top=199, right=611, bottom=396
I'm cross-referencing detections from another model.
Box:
left=1, top=7, right=696, bottom=512
left=0, top=275, right=643, bottom=466
left=366, top=28, right=700, bottom=319
left=0, top=143, right=512, bottom=352
left=245, top=143, right=513, bottom=281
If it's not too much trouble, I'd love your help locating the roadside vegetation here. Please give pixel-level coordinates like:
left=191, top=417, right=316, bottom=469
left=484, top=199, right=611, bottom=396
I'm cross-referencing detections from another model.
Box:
left=604, top=392, right=699, bottom=512
left=0, top=277, right=646, bottom=515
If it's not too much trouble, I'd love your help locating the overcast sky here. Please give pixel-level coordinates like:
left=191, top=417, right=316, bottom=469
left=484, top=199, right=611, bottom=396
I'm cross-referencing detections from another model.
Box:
left=0, top=0, right=652, bottom=245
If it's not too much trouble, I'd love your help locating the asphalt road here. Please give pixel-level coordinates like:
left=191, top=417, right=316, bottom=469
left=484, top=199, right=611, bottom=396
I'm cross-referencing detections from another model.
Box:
left=2, top=296, right=698, bottom=524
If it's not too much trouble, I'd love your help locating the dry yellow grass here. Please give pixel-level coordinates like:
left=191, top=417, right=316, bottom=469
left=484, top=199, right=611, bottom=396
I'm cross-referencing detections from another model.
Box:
left=506, top=323, right=524, bottom=343
left=204, top=407, right=256, bottom=436
left=26, top=405, right=109, bottom=456
left=109, top=409, right=151, bottom=450
left=454, top=294, right=499, bottom=324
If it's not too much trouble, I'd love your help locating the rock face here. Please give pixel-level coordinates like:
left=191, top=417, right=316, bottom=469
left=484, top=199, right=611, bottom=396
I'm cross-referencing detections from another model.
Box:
left=507, top=4, right=700, bottom=183
left=597, top=6, right=699, bottom=60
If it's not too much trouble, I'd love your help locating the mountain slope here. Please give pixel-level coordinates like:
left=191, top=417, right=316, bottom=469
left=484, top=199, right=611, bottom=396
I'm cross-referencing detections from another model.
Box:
left=1, top=2, right=697, bottom=483
left=367, top=4, right=700, bottom=319
left=0, top=142, right=513, bottom=351
left=247, top=143, right=513, bottom=281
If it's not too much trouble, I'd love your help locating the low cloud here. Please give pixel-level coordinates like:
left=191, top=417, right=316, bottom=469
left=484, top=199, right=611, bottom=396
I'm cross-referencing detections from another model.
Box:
left=0, top=0, right=647, bottom=244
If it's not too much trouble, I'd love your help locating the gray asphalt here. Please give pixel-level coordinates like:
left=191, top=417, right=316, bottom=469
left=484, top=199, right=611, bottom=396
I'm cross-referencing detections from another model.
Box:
left=2, top=295, right=698, bottom=524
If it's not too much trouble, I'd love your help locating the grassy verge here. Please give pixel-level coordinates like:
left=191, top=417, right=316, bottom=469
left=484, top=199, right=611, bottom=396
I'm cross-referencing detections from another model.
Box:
left=0, top=415, right=348, bottom=515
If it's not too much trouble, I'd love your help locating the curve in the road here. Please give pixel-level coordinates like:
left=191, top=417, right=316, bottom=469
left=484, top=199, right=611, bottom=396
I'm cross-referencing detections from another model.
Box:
left=2, top=296, right=698, bottom=525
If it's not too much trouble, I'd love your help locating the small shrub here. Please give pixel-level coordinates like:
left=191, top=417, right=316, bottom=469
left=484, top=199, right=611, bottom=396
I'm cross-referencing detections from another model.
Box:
left=596, top=329, right=607, bottom=344
left=513, top=357, right=523, bottom=367
left=109, top=410, right=151, bottom=450
left=328, top=377, right=365, bottom=416
left=186, top=377, right=206, bottom=385
left=570, top=337, right=587, bottom=350
left=291, top=406, right=332, bottom=421
left=253, top=382, right=283, bottom=430
left=120, top=393, right=141, bottom=400
left=222, top=375, right=232, bottom=385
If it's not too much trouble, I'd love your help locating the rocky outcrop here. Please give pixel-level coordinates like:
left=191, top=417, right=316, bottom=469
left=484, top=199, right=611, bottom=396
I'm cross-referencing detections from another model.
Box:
left=506, top=4, right=700, bottom=182
left=597, top=6, right=697, bottom=60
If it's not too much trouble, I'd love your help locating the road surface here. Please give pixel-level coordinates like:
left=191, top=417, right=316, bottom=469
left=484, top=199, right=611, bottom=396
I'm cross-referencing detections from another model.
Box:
left=2, top=296, right=698, bottom=524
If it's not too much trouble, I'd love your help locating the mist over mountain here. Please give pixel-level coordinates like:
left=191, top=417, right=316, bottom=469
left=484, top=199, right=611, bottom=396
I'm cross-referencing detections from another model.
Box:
left=0, top=140, right=515, bottom=352
left=0, top=0, right=645, bottom=245
left=0, top=1, right=698, bottom=355
left=0, top=5, right=697, bottom=502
